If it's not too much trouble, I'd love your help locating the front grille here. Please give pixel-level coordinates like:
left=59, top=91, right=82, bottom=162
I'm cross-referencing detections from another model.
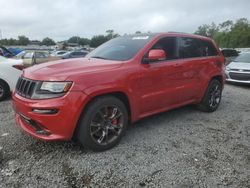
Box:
left=16, top=77, right=37, bottom=98
left=229, top=72, right=250, bottom=81
left=231, top=69, right=250, bottom=72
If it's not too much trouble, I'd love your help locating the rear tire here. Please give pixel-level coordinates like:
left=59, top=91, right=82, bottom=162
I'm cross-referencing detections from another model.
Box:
left=197, top=79, right=222, bottom=112
left=77, top=96, right=128, bottom=151
left=0, top=80, right=10, bottom=101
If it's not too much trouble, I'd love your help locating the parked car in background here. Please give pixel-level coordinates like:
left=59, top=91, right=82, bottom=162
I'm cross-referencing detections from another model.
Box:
left=62, top=50, right=88, bottom=59
left=221, top=49, right=239, bottom=65
left=0, top=56, right=24, bottom=101
left=225, top=52, right=250, bottom=84
left=15, top=50, right=61, bottom=67
left=0, top=46, right=15, bottom=58
left=8, top=47, right=24, bottom=56
left=51, top=50, right=68, bottom=57
left=12, top=33, right=225, bottom=151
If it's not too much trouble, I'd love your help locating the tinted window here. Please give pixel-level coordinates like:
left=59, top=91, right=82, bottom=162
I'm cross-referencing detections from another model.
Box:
left=149, top=37, right=177, bottom=60
left=87, top=35, right=153, bottom=61
left=72, top=52, right=83, bottom=56
left=201, top=40, right=218, bottom=56
left=221, top=49, right=238, bottom=57
left=178, top=38, right=201, bottom=58
left=178, top=37, right=218, bottom=58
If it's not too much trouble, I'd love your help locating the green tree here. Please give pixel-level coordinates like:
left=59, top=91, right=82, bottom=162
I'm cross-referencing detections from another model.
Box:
left=41, top=37, right=56, bottom=46
left=0, top=38, right=18, bottom=46
left=79, top=38, right=90, bottom=46
left=90, top=35, right=108, bottom=48
left=90, top=30, right=119, bottom=47
left=106, top=29, right=119, bottom=40
left=195, top=18, right=250, bottom=48
left=18, top=35, right=29, bottom=45
left=195, top=24, right=210, bottom=36
left=68, top=36, right=90, bottom=46
left=194, top=22, right=218, bottom=38
left=219, top=20, right=233, bottom=32
left=68, top=36, right=81, bottom=44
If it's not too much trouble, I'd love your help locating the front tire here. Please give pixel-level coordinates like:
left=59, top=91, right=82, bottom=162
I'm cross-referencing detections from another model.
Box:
left=0, top=80, right=10, bottom=101
left=197, top=79, right=222, bottom=112
left=77, top=96, right=128, bottom=151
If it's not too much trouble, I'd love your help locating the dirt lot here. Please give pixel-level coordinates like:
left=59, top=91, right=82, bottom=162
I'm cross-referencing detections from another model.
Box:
left=0, top=84, right=249, bottom=187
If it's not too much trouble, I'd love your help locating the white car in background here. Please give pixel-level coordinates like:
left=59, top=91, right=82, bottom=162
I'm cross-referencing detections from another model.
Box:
left=50, top=50, right=67, bottom=57
left=0, top=56, right=24, bottom=101
left=225, top=52, right=250, bottom=84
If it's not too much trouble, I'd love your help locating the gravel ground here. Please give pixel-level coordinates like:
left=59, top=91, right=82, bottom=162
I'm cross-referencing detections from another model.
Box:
left=0, top=84, right=249, bottom=188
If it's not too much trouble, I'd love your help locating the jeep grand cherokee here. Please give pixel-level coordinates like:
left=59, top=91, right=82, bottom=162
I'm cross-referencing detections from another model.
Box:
left=12, top=33, right=225, bottom=151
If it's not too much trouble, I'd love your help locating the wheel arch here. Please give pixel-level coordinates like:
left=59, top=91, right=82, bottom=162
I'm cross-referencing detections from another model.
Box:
left=0, top=78, right=10, bottom=91
left=198, top=74, right=224, bottom=103
left=72, top=90, right=132, bottom=140
left=211, top=75, right=223, bottom=84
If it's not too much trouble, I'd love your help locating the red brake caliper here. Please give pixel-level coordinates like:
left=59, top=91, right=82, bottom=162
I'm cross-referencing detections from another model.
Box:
left=111, top=119, right=118, bottom=126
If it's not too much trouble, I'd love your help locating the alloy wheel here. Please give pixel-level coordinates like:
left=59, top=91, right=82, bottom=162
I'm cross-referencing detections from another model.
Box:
left=208, top=84, right=221, bottom=108
left=90, top=105, right=124, bottom=145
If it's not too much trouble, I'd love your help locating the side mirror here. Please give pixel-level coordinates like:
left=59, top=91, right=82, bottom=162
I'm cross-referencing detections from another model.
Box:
left=143, top=49, right=166, bottom=63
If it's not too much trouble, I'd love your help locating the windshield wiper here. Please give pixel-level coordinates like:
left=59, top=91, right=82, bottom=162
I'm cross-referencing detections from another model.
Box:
left=90, top=56, right=107, bottom=60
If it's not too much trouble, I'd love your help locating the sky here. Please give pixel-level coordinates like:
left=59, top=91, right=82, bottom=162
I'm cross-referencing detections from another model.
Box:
left=0, top=0, right=250, bottom=41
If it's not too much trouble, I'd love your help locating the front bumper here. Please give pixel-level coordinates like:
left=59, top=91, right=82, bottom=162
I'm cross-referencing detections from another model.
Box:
left=225, top=70, right=250, bottom=84
left=12, top=91, right=89, bottom=141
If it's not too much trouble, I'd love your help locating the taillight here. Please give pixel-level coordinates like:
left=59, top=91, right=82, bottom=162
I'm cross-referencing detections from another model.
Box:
left=13, top=65, right=24, bottom=70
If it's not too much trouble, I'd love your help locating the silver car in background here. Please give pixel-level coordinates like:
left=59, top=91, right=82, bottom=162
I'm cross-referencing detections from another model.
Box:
left=225, top=52, right=250, bottom=84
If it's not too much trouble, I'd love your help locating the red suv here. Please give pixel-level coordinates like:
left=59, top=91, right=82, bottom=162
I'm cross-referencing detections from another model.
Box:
left=12, top=33, right=225, bottom=151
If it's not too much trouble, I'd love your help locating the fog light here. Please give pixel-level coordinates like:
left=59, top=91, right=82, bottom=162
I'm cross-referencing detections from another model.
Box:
left=32, top=109, right=58, bottom=114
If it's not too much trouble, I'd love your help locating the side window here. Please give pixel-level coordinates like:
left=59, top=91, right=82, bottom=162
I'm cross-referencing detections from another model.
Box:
left=23, top=52, right=34, bottom=59
left=35, top=52, right=45, bottom=58
left=178, top=37, right=202, bottom=58
left=201, top=40, right=218, bottom=56
left=150, top=37, right=177, bottom=61
left=72, top=52, right=81, bottom=56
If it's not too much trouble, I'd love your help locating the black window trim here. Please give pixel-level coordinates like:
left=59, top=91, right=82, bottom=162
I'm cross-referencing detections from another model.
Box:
left=141, top=36, right=179, bottom=64
left=177, top=37, right=219, bottom=60
left=141, top=36, right=220, bottom=64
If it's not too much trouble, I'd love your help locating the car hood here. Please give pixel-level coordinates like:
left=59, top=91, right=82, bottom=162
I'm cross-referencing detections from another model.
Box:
left=23, top=58, right=124, bottom=81
left=227, top=61, right=250, bottom=70
left=0, top=58, right=23, bottom=65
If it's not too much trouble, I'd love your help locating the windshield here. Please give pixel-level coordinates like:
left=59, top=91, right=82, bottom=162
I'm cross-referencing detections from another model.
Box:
left=234, top=53, right=250, bottom=63
left=15, top=51, right=26, bottom=58
left=86, top=35, right=153, bottom=61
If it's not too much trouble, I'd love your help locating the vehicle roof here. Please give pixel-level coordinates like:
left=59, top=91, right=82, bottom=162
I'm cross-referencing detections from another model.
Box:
left=24, top=50, right=49, bottom=53
left=124, top=32, right=213, bottom=41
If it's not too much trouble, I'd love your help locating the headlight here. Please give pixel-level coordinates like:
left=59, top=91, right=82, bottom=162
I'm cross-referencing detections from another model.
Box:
left=32, top=81, right=72, bottom=99
left=40, top=82, right=72, bottom=93
left=226, top=67, right=231, bottom=71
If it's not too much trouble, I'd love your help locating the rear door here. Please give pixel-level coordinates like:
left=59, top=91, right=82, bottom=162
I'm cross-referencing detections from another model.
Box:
left=176, top=37, right=205, bottom=102
left=177, top=37, right=221, bottom=100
